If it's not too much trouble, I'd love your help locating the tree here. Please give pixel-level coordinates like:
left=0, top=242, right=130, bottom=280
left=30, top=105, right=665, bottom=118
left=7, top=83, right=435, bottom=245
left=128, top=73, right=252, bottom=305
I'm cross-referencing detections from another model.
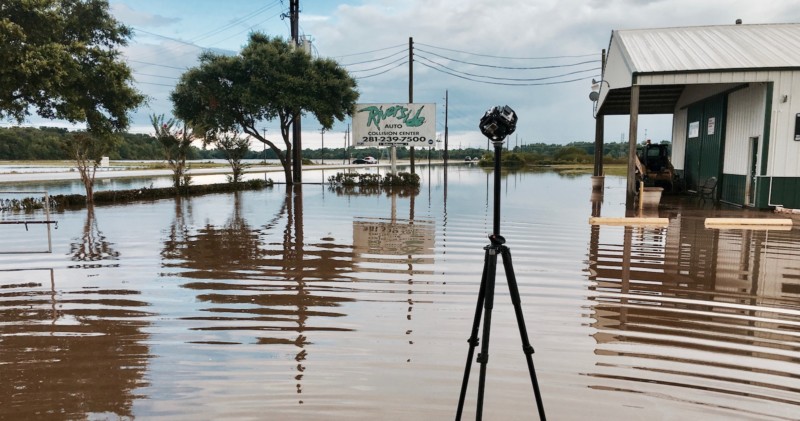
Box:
left=1, top=0, right=144, bottom=202
left=211, top=131, right=251, bottom=184
left=171, top=33, right=359, bottom=185
left=62, top=132, right=116, bottom=203
left=0, top=0, right=143, bottom=132
left=151, top=115, right=194, bottom=190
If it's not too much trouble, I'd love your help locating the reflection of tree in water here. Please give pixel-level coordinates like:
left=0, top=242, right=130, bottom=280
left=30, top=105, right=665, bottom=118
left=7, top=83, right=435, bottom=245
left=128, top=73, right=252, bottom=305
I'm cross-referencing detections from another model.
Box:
left=68, top=205, right=120, bottom=264
left=161, top=188, right=356, bottom=403
left=328, top=184, right=420, bottom=198
left=0, top=270, right=151, bottom=419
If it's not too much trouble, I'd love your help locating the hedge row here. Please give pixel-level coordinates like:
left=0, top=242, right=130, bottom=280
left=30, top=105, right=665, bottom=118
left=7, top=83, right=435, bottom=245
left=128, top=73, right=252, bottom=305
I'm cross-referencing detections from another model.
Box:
left=2, top=179, right=273, bottom=212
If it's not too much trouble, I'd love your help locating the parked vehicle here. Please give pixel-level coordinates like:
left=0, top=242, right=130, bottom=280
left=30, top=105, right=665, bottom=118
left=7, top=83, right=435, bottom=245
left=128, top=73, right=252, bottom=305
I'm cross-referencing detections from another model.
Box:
left=636, top=143, right=679, bottom=191
left=352, top=156, right=378, bottom=165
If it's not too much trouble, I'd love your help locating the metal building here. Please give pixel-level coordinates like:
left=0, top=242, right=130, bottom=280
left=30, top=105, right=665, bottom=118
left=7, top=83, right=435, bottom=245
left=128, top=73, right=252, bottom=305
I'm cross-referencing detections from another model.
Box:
left=594, top=22, right=800, bottom=209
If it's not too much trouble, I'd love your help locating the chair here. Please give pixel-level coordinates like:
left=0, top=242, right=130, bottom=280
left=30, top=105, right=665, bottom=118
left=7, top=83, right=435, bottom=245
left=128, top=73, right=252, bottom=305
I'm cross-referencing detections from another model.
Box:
left=698, top=177, right=718, bottom=203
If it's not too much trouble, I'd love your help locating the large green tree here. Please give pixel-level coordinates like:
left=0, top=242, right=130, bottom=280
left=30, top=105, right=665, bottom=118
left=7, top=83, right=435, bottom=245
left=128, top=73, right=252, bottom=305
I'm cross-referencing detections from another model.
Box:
left=1, top=0, right=144, bottom=202
left=0, top=0, right=143, bottom=132
left=171, top=33, right=359, bottom=185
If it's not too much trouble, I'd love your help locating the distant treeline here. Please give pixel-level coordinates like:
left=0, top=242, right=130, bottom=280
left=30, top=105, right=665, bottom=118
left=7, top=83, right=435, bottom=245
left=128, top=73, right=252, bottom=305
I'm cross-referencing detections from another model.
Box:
left=0, top=126, right=663, bottom=163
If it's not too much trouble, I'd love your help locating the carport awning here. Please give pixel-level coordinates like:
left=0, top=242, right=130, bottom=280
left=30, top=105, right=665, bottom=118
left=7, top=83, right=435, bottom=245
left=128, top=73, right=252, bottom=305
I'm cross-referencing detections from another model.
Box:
left=598, top=84, right=685, bottom=116
left=596, top=23, right=800, bottom=117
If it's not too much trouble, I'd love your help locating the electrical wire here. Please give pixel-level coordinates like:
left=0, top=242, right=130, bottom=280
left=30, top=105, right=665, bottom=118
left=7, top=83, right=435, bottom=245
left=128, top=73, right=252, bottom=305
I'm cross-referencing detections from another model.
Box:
left=191, top=1, right=282, bottom=44
left=416, top=42, right=597, bottom=60
left=345, top=55, right=408, bottom=73
left=340, top=48, right=407, bottom=67
left=132, top=28, right=205, bottom=50
left=416, top=47, right=598, bottom=70
left=205, top=10, right=286, bottom=48
left=136, top=81, right=176, bottom=88
left=133, top=72, right=180, bottom=80
left=127, top=59, right=189, bottom=71
left=417, top=61, right=598, bottom=86
left=414, top=53, right=599, bottom=82
left=332, top=43, right=407, bottom=59
left=354, top=60, right=409, bottom=79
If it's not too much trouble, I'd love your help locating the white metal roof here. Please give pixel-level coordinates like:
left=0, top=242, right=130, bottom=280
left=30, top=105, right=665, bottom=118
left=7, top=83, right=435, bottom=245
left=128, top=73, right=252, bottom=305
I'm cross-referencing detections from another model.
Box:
left=596, top=23, right=800, bottom=115
left=614, top=23, right=800, bottom=73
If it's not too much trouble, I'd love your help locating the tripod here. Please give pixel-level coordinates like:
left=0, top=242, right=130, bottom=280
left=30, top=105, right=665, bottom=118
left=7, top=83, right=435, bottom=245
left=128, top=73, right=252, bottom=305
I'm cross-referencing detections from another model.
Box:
left=455, top=134, right=546, bottom=420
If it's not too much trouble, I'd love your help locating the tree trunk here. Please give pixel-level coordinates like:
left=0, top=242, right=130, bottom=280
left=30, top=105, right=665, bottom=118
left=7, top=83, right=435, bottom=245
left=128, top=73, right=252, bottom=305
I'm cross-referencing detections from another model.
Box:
left=285, top=145, right=294, bottom=186
left=77, top=162, right=95, bottom=203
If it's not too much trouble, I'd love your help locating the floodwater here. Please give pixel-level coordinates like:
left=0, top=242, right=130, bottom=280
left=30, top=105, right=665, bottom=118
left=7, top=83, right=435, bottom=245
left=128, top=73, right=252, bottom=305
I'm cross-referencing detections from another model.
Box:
left=1, top=166, right=799, bottom=420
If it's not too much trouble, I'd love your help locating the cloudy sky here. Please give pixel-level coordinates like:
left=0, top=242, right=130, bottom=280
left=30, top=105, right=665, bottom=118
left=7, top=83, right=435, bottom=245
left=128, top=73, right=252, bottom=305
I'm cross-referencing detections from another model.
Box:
left=16, top=0, right=800, bottom=149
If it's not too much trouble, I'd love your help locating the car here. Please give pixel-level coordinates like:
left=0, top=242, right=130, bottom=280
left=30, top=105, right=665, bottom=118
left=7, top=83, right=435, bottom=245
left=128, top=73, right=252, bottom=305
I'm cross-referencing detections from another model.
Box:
left=352, top=158, right=367, bottom=164
left=363, top=156, right=378, bottom=164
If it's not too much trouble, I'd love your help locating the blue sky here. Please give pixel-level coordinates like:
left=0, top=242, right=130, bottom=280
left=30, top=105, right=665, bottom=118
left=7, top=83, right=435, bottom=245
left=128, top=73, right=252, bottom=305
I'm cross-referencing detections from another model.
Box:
left=10, top=0, right=800, bottom=149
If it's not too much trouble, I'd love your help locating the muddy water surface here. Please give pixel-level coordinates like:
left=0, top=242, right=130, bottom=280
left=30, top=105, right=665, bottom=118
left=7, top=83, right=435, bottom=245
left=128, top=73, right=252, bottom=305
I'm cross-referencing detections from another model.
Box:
left=1, top=166, right=799, bottom=420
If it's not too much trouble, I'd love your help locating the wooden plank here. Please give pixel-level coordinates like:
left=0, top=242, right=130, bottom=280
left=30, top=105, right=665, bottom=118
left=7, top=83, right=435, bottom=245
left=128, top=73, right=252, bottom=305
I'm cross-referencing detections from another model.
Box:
left=589, top=217, right=669, bottom=226
left=705, top=218, right=793, bottom=230
left=705, top=218, right=793, bottom=226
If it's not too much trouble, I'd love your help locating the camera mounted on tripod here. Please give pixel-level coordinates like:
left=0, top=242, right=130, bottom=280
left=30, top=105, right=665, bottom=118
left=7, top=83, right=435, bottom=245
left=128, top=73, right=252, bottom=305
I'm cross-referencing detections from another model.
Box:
left=479, top=105, right=518, bottom=143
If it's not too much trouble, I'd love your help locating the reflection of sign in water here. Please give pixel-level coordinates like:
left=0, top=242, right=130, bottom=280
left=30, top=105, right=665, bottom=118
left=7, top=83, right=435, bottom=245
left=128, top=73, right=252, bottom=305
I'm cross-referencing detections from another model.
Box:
left=353, top=220, right=435, bottom=263
left=352, top=103, right=436, bottom=148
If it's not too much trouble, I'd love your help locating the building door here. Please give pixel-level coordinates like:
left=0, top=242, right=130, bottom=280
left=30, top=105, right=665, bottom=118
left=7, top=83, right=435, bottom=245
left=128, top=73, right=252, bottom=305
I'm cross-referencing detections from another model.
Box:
left=684, top=95, right=726, bottom=193
left=685, top=104, right=703, bottom=191
left=747, top=137, right=759, bottom=206
left=699, top=96, right=725, bottom=183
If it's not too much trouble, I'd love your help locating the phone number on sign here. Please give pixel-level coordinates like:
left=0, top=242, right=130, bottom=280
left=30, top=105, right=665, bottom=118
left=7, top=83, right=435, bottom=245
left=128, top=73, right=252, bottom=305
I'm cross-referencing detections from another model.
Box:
left=361, top=136, right=428, bottom=143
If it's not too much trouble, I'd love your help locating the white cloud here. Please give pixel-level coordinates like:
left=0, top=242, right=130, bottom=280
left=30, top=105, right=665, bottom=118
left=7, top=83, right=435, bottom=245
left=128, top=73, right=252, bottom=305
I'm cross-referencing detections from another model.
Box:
left=111, top=3, right=180, bottom=28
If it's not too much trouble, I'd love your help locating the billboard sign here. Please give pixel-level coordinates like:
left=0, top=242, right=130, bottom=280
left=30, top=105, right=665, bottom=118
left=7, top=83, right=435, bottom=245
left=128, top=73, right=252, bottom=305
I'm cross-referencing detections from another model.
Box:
left=352, top=103, right=436, bottom=148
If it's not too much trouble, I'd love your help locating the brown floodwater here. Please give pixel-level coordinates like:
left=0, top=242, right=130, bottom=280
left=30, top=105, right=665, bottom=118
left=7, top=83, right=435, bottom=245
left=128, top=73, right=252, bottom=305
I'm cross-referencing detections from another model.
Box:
left=1, top=166, right=799, bottom=420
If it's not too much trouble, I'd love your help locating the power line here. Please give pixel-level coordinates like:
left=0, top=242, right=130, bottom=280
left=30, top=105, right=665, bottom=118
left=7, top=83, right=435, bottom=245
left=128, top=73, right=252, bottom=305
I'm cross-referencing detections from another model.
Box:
left=414, top=53, right=600, bottom=81
left=416, top=61, right=598, bottom=86
left=127, top=59, right=189, bottom=71
left=416, top=47, right=598, bottom=70
left=340, top=48, right=407, bottom=67
left=132, top=28, right=205, bottom=50
left=332, top=43, right=407, bottom=59
left=416, top=42, right=597, bottom=60
left=345, top=55, right=408, bottom=73
left=355, top=60, right=409, bottom=79
left=191, top=1, right=282, bottom=44
left=136, top=81, right=176, bottom=88
left=134, top=72, right=180, bottom=80
left=205, top=10, right=286, bottom=48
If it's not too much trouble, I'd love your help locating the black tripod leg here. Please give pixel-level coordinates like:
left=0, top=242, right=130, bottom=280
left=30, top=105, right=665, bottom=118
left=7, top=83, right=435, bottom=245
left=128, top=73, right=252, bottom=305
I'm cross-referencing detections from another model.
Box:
left=456, top=248, right=490, bottom=421
left=500, top=246, right=546, bottom=421
left=475, top=248, right=498, bottom=421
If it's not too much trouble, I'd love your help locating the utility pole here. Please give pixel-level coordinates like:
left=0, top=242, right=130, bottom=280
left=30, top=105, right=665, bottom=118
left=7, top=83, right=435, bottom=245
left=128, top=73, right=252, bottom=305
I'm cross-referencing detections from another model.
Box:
left=290, top=0, right=302, bottom=183
left=444, top=90, right=449, bottom=164
left=343, top=127, right=347, bottom=164
left=320, top=128, right=325, bottom=165
left=409, top=36, right=415, bottom=174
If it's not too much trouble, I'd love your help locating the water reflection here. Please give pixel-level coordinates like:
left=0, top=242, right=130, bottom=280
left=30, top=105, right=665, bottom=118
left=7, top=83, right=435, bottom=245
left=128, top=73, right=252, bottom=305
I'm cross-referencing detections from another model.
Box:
left=68, top=205, right=120, bottom=265
left=161, top=188, right=358, bottom=402
left=587, top=216, right=800, bottom=418
left=0, top=268, right=151, bottom=420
